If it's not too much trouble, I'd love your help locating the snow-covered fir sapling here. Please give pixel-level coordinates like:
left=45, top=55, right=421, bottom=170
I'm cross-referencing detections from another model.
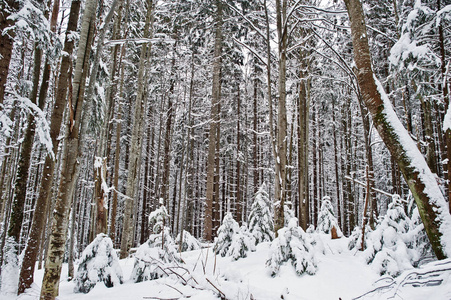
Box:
left=73, top=234, right=123, bottom=293
left=176, top=230, right=201, bottom=252
left=317, top=196, right=343, bottom=239
left=406, top=193, right=433, bottom=264
left=284, top=203, right=295, bottom=227
left=348, top=225, right=372, bottom=251
left=0, top=237, right=19, bottom=294
left=214, top=212, right=240, bottom=257
left=248, top=183, right=274, bottom=244
left=362, top=195, right=421, bottom=277
left=131, top=204, right=182, bottom=283
left=267, top=218, right=317, bottom=276
left=227, top=223, right=256, bottom=260
left=148, top=198, right=169, bottom=236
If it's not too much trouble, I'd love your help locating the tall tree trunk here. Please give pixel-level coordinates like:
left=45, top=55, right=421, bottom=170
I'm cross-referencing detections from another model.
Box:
left=8, top=36, right=44, bottom=249
left=274, top=0, right=288, bottom=233
left=0, top=0, right=20, bottom=105
left=253, top=78, right=259, bottom=195
left=110, top=39, right=127, bottom=245
left=344, top=0, right=451, bottom=259
left=332, top=97, right=342, bottom=229
left=204, top=0, right=223, bottom=242
left=18, top=0, right=81, bottom=293
left=161, top=41, right=177, bottom=208
left=236, top=88, right=242, bottom=224
left=120, top=0, right=153, bottom=259
left=40, top=0, right=97, bottom=297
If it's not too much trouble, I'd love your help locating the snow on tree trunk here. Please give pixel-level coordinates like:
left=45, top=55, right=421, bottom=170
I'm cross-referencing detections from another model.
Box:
left=344, top=0, right=451, bottom=259
left=40, top=0, right=97, bottom=297
left=74, top=234, right=123, bottom=293
left=120, top=0, right=153, bottom=259
left=266, top=218, right=317, bottom=276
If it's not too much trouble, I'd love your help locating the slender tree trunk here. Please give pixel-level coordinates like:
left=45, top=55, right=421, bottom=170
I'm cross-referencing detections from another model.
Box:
left=344, top=0, right=451, bottom=259
left=253, top=78, right=259, bottom=195
left=120, top=0, right=153, bottom=258
left=274, top=0, right=288, bottom=233
left=18, top=0, right=81, bottom=293
left=204, top=0, right=223, bottom=241
left=332, top=97, right=342, bottom=229
left=0, top=0, right=19, bottom=106
left=40, top=0, right=97, bottom=297
left=236, top=88, right=242, bottom=224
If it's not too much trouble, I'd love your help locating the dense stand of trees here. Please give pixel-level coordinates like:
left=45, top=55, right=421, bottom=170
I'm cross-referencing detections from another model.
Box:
left=0, top=0, right=449, bottom=298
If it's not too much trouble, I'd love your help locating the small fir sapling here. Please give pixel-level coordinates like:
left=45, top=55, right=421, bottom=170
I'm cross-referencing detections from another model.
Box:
left=0, top=237, right=19, bottom=294
left=227, top=223, right=256, bottom=260
left=176, top=230, right=201, bottom=252
left=267, top=218, right=317, bottom=276
left=73, top=234, right=123, bottom=293
left=348, top=225, right=372, bottom=251
left=284, top=203, right=295, bottom=227
left=214, top=212, right=240, bottom=257
left=362, top=195, right=421, bottom=277
left=317, top=196, right=343, bottom=238
left=131, top=204, right=181, bottom=283
left=248, top=184, right=275, bottom=244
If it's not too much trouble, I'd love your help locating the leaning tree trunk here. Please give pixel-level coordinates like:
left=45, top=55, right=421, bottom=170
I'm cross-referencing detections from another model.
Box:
left=344, top=0, right=451, bottom=259
left=18, top=0, right=80, bottom=294
left=40, top=0, right=97, bottom=298
left=204, top=0, right=223, bottom=242
left=120, top=0, right=153, bottom=259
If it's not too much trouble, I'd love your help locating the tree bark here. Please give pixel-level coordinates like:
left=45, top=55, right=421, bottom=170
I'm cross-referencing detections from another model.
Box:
left=40, top=0, right=97, bottom=297
left=344, top=0, right=451, bottom=259
left=273, top=0, right=288, bottom=233
left=18, top=0, right=81, bottom=293
left=204, top=0, right=223, bottom=242
left=120, top=0, right=153, bottom=258
left=0, top=0, right=19, bottom=106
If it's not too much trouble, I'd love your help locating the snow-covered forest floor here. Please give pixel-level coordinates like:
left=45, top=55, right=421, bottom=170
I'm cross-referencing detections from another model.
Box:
left=4, top=234, right=451, bottom=300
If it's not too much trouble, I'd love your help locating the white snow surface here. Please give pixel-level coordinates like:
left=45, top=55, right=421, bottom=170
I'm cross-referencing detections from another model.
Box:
left=5, top=234, right=451, bottom=300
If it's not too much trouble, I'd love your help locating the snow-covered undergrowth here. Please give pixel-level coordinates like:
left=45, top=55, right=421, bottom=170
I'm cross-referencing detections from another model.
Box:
left=131, top=228, right=182, bottom=282
left=349, top=196, right=432, bottom=277
left=176, top=230, right=201, bottom=252
left=74, top=234, right=123, bottom=293
left=214, top=213, right=256, bottom=260
left=267, top=218, right=317, bottom=276
left=6, top=231, right=451, bottom=300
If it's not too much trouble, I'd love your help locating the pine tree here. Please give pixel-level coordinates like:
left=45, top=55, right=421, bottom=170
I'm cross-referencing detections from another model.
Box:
left=248, top=184, right=274, bottom=244
left=317, top=196, right=343, bottom=238
left=73, top=234, right=123, bottom=293
left=176, top=230, right=201, bottom=252
left=362, top=196, right=422, bottom=276
left=214, top=213, right=240, bottom=257
left=266, top=218, right=317, bottom=276
left=131, top=228, right=181, bottom=283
